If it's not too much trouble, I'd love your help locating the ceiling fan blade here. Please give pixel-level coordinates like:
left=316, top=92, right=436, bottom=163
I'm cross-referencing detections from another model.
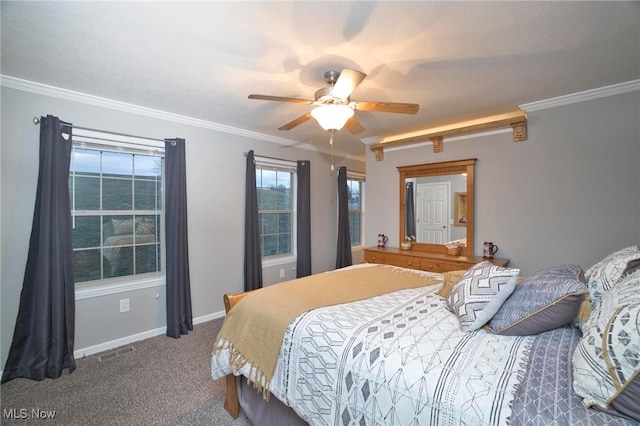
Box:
left=279, top=113, right=313, bottom=130
left=249, top=94, right=314, bottom=104
left=331, top=69, right=367, bottom=99
left=354, top=100, right=419, bottom=114
left=345, top=116, right=365, bottom=134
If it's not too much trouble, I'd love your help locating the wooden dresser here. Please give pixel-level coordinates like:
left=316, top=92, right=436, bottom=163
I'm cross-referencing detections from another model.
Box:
left=364, top=246, right=509, bottom=273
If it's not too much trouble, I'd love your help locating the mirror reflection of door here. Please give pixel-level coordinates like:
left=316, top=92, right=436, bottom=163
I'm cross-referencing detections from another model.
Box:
left=416, top=182, right=450, bottom=244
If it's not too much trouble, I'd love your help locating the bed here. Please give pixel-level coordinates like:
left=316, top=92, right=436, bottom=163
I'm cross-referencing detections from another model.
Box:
left=211, top=247, right=640, bottom=425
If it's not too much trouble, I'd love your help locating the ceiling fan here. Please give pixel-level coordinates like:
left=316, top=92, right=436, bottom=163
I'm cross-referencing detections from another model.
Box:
left=248, top=69, right=420, bottom=134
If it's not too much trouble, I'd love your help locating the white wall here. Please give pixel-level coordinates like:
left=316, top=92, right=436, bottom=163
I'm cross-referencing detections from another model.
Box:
left=0, top=86, right=364, bottom=367
left=365, top=90, right=640, bottom=275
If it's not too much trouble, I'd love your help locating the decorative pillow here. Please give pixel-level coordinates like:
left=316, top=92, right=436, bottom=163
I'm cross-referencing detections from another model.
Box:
left=446, top=261, right=520, bottom=332
left=585, top=245, right=640, bottom=307
left=111, top=218, right=133, bottom=235
left=623, top=257, right=640, bottom=277
left=585, top=269, right=640, bottom=331
left=487, top=264, right=587, bottom=336
left=436, top=270, right=467, bottom=298
left=573, top=270, right=640, bottom=421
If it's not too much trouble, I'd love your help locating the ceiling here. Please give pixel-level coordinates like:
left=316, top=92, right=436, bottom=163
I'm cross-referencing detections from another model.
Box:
left=2, top=1, right=639, bottom=159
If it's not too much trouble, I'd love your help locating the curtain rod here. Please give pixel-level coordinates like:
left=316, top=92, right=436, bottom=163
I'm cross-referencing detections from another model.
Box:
left=242, top=151, right=307, bottom=163
left=33, top=116, right=167, bottom=143
left=243, top=151, right=363, bottom=177
left=243, top=151, right=292, bottom=163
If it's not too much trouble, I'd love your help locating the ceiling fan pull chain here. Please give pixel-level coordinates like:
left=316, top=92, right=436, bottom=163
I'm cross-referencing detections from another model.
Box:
left=330, top=130, right=335, bottom=171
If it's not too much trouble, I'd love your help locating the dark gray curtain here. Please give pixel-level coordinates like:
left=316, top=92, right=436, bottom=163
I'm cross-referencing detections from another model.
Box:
left=405, top=182, right=416, bottom=240
left=164, top=138, right=193, bottom=338
left=2, top=115, right=76, bottom=383
left=296, top=161, right=311, bottom=277
left=244, top=150, right=263, bottom=291
left=336, top=166, right=352, bottom=269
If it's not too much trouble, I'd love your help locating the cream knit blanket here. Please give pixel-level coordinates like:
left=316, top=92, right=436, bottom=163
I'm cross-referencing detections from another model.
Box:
left=213, top=265, right=439, bottom=396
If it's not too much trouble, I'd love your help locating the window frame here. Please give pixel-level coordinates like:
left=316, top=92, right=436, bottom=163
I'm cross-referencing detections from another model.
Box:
left=254, top=157, right=297, bottom=267
left=346, top=171, right=365, bottom=249
left=70, top=129, right=166, bottom=299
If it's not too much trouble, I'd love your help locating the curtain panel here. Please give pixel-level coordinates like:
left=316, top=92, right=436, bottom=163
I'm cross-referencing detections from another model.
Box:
left=244, top=150, right=263, bottom=291
left=336, top=166, right=353, bottom=269
left=164, top=138, right=193, bottom=338
left=405, top=182, right=416, bottom=240
left=2, top=115, right=76, bottom=383
left=296, top=160, right=311, bottom=277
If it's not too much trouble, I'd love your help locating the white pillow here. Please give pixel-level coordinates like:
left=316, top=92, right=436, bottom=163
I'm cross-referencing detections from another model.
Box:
left=446, top=261, right=520, bottom=332
left=585, top=245, right=640, bottom=308
left=573, top=270, right=640, bottom=420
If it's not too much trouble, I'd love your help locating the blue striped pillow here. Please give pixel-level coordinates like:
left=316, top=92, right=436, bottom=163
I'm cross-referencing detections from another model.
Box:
left=487, top=264, right=587, bottom=336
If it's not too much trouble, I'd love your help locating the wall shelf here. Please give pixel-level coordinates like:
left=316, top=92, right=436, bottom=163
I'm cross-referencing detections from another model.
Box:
left=370, top=109, right=527, bottom=161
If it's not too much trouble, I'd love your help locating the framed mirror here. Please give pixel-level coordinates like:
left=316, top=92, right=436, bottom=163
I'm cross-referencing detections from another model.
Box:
left=398, top=159, right=476, bottom=257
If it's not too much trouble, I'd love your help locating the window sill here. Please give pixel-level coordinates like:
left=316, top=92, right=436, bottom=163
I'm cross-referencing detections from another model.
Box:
left=75, top=275, right=166, bottom=300
left=262, top=255, right=297, bottom=268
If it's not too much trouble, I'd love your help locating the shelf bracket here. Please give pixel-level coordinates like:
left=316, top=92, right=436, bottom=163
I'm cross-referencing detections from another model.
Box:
left=431, top=136, right=444, bottom=153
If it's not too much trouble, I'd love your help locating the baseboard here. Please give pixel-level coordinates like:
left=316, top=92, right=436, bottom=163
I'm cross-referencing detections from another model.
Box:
left=73, top=309, right=226, bottom=359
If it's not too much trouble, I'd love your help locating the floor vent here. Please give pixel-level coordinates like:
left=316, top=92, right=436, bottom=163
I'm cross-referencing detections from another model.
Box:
left=97, top=346, right=135, bottom=362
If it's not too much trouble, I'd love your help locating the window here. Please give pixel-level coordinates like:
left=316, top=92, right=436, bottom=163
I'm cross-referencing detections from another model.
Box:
left=70, top=146, right=164, bottom=285
left=347, top=172, right=365, bottom=247
left=256, top=161, right=296, bottom=259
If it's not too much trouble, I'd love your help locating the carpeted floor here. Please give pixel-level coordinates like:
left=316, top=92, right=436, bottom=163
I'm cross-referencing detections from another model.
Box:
left=1, top=318, right=252, bottom=425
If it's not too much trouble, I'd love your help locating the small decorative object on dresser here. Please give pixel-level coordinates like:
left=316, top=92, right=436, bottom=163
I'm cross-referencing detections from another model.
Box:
left=446, top=242, right=462, bottom=257
left=483, top=241, right=499, bottom=259
left=400, top=236, right=414, bottom=250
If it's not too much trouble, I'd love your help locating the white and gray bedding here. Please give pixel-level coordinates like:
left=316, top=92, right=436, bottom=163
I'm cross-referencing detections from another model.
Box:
left=510, top=326, right=634, bottom=425
left=211, top=268, right=636, bottom=425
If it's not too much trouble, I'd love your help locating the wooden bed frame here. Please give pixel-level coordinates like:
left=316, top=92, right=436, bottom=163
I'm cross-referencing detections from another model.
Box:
left=222, top=292, right=250, bottom=419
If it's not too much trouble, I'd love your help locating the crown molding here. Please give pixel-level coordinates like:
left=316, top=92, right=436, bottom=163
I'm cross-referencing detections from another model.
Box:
left=519, top=79, right=640, bottom=112
left=360, top=136, right=381, bottom=146
left=0, top=74, right=364, bottom=162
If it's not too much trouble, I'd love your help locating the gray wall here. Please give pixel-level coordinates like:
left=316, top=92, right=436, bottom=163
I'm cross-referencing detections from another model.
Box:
left=0, top=86, right=364, bottom=367
left=365, top=90, right=639, bottom=275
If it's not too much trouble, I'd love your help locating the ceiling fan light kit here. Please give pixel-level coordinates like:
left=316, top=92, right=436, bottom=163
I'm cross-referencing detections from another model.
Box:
left=248, top=68, right=419, bottom=134
left=310, top=104, right=354, bottom=131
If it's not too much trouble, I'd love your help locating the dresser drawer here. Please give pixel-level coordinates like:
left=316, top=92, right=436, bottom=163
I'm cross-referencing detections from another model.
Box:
left=364, top=251, right=421, bottom=270
left=385, top=253, right=421, bottom=269
left=364, top=251, right=389, bottom=264
left=420, top=259, right=471, bottom=273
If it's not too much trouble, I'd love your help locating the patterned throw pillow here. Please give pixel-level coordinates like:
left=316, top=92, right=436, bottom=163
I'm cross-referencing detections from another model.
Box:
left=585, top=245, right=640, bottom=307
left=446, top=261, right=520, bottom=332
left=573, top=270, right=640, bottom=421
left=487, top=264, right=587, bottom=336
